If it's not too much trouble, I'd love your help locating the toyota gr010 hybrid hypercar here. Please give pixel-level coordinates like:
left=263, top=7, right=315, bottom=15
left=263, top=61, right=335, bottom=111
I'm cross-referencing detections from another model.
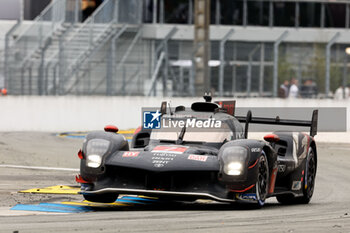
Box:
left=76, top=97, right=318, bottom=207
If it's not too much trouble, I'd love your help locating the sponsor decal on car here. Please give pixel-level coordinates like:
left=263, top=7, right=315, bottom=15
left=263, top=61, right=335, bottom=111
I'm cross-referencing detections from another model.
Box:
left=152, top=159, right=172, bottom=165
left=291, top=180, right=302, bottom=190
left=187, top=154, right=208, bottom=162
left=152, top=152, right=177, bottom=157
left=152, top=146, right=188, bottom=154
left=251, top=148, right=261, bottom=153
left=122, top=151, right=140, bottom=157
left=151, top=152, right=178, bottom=168
left=236, top=193, right=257, bottom=202
left=278, top=164, right=286, bottom=173
left=152, top=156, right=176, bottom=161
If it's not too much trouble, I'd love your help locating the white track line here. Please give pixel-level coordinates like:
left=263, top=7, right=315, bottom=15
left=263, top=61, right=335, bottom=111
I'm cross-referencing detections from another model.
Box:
left=0, top=164, right=79, bottom=172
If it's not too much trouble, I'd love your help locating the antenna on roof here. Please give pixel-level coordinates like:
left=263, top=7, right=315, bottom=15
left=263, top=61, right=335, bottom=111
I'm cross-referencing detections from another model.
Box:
left=168, top=101, right=174, bottom=115
left=160, top=101, right=167, bottom=115
left=203, top=93, right=212, bottom=102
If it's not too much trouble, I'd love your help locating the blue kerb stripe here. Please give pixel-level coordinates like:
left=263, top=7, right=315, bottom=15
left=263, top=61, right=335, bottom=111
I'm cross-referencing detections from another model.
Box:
left=11, top=204, right=92, bottom=213
left=10, top=196, right=159, bottom=213
left=39, top=203, right=93, bottom=211
left=11, top=204, right=71, bottom=213
left=115, top=199, right=147, bottom=204
left=65, top=135, right=86, bottom=139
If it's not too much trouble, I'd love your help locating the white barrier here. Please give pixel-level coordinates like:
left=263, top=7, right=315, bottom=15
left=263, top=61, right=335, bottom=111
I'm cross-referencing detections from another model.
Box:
left=0, top=96, right=349, bottom=132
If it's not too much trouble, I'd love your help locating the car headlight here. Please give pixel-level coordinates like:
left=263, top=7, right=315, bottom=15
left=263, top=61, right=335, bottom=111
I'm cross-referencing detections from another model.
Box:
left=221, top=146, right=248, bottom=176
left=224, top=161, right=243, bottom=175
left=87, top=154, right=102, bottom=168
left=86, top=139, right=110, bottom=168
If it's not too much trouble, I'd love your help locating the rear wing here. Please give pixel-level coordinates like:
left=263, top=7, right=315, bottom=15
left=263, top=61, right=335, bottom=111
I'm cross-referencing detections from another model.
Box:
left=235, top=110, right=318, bottom=138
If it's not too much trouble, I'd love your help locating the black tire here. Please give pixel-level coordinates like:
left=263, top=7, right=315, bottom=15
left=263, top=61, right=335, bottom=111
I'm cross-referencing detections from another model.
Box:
left=255, top=151, right=269, bottom=208
left=83, top=193, right=118, bottom=203
left=277, top=147, right=316, bottom=204
left=299, top=146, right=317, bottom=203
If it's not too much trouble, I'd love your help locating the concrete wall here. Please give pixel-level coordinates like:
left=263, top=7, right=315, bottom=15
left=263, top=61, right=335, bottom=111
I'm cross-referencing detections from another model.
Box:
left=0, top=96, right=348, bottom=132
left=143, top=24, right=350, bottom=43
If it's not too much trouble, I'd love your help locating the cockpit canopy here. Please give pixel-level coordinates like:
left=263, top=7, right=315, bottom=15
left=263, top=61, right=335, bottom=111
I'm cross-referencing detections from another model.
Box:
left=150, top=110, right=244, bottom=145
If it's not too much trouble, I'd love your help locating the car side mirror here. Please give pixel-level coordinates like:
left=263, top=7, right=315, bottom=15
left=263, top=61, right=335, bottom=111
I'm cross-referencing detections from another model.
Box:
left=264, top=134, right=280, bottom=143
left=104, top=125, right=119, bottom=133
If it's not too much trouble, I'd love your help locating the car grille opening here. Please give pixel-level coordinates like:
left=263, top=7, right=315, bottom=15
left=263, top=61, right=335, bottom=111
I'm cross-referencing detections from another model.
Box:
left=106, top=166, right=218, bottom=191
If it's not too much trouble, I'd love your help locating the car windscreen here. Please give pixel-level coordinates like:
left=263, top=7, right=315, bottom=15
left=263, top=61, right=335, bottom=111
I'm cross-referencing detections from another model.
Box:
left=150, top=117, right=233, bottom=143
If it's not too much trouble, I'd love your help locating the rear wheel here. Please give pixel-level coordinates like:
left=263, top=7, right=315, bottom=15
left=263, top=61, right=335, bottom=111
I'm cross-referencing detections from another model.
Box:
left=255, top=152, right=269, bottom=207
left=299, top=147, right=316, bottom=203
left=83, top=193, right=118, bottom=203
left=277, top=147, right=316, bottom=204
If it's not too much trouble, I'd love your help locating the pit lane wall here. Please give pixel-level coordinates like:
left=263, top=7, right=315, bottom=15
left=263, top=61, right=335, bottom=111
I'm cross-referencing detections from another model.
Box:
left=0, top=96, right=348, bottom=132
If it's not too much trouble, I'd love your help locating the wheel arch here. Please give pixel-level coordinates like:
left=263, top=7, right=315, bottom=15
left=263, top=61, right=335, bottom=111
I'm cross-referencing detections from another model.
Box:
left=80, top=131, right=129, bottom=181
left=262, top=144, right=277, bottom=171
left=218, top=139, right=277, bottom=186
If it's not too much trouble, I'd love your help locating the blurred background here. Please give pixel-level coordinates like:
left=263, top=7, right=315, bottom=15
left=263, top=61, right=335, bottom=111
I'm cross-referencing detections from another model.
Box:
left=0, top=0, right=350, bottom=99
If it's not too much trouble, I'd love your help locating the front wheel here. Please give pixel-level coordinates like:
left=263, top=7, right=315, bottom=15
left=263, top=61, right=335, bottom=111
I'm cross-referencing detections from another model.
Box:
left=83, top=193, right=119, bottom=203
left=255, top=151, right=269, bottom=207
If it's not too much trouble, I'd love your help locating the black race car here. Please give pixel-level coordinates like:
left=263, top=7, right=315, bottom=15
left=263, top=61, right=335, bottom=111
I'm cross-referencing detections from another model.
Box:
left=76, top=96, right=318, bottom=207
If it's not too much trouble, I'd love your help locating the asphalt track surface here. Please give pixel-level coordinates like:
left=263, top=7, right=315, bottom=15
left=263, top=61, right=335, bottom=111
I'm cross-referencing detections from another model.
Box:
left=0, top=132, right=349, bottom=233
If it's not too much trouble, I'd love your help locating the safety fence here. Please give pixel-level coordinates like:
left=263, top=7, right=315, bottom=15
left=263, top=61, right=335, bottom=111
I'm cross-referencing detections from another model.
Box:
left=3, top=0, right=350, bottom=97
